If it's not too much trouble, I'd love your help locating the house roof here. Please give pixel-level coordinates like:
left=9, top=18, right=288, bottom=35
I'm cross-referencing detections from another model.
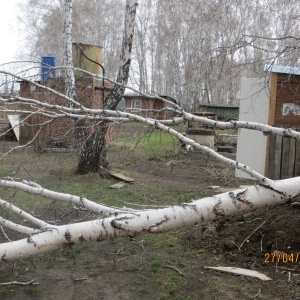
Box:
left=264, top=64, right=300, bottom=76
left=123, top=94, right=177, bottom=103
left=201, top=103, right=239, bottom=109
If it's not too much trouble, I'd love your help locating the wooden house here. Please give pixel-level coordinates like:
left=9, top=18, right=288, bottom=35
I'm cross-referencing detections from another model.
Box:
left=16, top=77, right=108, bottom=147
left=0, top=43, right=114, bottom=148
left=123, top=94, right=177, bottom=120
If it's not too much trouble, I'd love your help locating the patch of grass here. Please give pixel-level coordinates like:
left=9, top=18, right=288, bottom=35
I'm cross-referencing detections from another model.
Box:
left=65, top=260, right=77, bottom=268
left=66, top=243, right=88, bottom=259
left=0, top=168, right=10, bottom=177
left=88, top=271, right=101, bottom=278
left=136, top=286, right=149, bottom=294
left=209, top=283, right=220, bottom=295
left=0, top=286, right=15, bottom=296
left=140, top=231, right=179, bottom=249
left=45, top=250, right=61, bottom=268
left=115, top=131, right=178, bottom=155
left=83, top=258, right=93, bottom=269
left=167, top=242, right=182, bottom=255
left=124, top=266, right=139, bottom=272
left=49, top=165, right=75, bottom=176
left=232, top=281, right=245, bottom=293
left=184, top=248, right=200, bottom=259
left=149, top=259, right=164, bottom=273
left=26, top=286, right=39, bottom=296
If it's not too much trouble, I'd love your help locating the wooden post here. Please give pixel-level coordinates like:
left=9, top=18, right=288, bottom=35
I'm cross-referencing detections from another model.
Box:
left=295, top=127, right=300, bottom=176
left=264, top=72, right=278, bottom=177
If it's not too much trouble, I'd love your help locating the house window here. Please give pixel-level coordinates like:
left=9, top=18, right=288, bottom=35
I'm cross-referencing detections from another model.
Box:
left=131, top=100, right=141, bottom=110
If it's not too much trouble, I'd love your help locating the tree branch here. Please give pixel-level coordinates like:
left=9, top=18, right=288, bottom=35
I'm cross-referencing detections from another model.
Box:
left=0, top=180, right=137, bottom=217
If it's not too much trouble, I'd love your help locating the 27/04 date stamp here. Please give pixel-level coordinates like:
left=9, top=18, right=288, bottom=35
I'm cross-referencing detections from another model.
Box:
left=264, top=252, right=299, bottom=263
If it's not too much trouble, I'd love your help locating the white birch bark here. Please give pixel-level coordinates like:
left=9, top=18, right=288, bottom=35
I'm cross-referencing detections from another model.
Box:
left=63, top=0, right=76, bottom=102
left=0, top=180, right=135, bottom=217
left=104, top=0, right=138, bottom=108
left=0, top=177, right=299, bottom=261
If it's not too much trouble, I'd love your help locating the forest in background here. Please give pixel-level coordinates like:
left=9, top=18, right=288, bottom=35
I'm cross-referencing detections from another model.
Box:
left=17, top=0, right=300, bottom=110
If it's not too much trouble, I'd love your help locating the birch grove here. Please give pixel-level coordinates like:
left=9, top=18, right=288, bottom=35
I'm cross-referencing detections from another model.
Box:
left=18, top=0, right=300, bottom=109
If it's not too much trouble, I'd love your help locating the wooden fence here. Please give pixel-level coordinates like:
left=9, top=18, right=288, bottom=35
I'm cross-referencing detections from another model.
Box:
left=268, top=128, right=300, bottom=179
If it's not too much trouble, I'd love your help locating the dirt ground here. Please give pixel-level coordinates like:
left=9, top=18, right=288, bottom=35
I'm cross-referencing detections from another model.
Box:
left=0, top=126, right=300, bottom=300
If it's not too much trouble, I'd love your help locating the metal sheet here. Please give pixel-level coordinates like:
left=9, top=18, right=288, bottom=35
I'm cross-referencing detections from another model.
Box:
left=7, top=114, right=20, bottom=141
left=72, top=43, right=102, bottom=77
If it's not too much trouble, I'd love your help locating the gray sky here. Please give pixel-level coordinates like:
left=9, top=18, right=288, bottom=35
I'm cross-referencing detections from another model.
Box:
left=0, top=1, right=22, bottom=65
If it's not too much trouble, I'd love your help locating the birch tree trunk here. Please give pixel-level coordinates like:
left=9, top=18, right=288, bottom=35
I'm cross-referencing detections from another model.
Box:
left=63, top=0, right=76, bottom=102
left=76, top=0, right=138, bottom=175
left=63, top=0, right=90, bottom=152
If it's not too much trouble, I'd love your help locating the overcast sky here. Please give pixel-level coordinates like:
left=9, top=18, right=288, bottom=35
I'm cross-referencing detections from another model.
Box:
left=0, top=1, right=22, bottom=65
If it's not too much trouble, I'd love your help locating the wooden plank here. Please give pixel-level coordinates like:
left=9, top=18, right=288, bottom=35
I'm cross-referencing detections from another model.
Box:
left=110, top=171, right=134, bottom=183
left=288, top=137, right=296, bottom=178
left=267, top=135, right=276, bottom=178
left=265, top=72, right=278, bottom=176
left=273, top=135, right=283, bottom=180
left=110, top=182, right=126, bottom=189
left=204, top=266, right=272, bottom=281
left=295, top=136, right=300, bottom=176
left=268, top=72, right=278, bottom=126
left=281, top=137, right=290, bottom=179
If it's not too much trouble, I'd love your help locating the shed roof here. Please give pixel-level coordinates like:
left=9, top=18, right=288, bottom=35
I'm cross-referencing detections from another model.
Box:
left=123, top=94, right=177, bottom=103
left=201, top=103, right=239, bottom=109
left=264, top=64, right=300, bottom=76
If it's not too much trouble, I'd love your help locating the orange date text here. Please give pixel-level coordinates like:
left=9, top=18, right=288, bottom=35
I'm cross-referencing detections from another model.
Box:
left=264, top=252, right=299, bottom=263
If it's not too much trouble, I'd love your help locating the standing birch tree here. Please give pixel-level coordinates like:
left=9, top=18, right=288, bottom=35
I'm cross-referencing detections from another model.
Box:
left=75, top=0, right=138, bottom=175
left=57, top=0, right=138, bottom=175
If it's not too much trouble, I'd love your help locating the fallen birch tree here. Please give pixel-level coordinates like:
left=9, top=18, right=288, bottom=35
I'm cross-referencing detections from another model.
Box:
left=0, top=68, right=300, bottom=261
left=0, top=176, right=299, bottom=262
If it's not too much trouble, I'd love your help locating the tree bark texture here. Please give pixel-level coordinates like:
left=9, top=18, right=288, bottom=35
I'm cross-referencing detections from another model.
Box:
left=76, top=122, right=109, bottom=175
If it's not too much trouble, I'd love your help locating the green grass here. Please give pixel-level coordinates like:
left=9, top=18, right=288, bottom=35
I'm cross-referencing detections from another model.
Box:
left=232, top=281, right=245, bottom=293
left=26, top=286, right=39, bottom=296
left=114, top=130, right=178, bottom=155
left=0, top=168, right=11, bottom=177
left=0, top=286, right=15, bottom=296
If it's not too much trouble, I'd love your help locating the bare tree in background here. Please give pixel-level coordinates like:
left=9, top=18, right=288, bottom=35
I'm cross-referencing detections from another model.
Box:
left=18, top=0, right=300, bottom=109
left=18, top=0, right=124, bottom=78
